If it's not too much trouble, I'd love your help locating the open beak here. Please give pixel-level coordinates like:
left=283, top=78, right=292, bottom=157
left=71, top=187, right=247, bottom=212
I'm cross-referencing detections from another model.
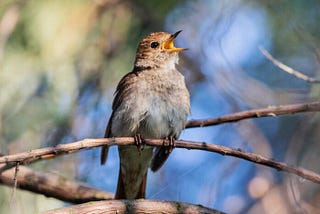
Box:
left=162, top=30, right=187, bottom=52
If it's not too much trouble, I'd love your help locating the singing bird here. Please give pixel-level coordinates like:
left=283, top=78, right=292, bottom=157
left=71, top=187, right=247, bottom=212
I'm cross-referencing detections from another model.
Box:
left=101, top=31, right=190, bottom=199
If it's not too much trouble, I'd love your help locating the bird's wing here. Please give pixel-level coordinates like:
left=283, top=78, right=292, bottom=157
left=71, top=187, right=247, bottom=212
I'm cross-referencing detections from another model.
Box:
left=150, top=147, right=171, bottom=172
left=100, top=111, right=113, bottom=164
left=100, top=71, right=137, bottom=165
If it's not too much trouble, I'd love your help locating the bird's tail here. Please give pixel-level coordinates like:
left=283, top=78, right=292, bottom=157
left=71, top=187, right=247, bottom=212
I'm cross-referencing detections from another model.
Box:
left=115, top=168, right=147, bottom=199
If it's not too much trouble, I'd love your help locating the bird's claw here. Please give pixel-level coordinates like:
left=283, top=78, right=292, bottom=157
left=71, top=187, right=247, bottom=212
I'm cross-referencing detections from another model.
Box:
left=163, top=136, right=175, bottom=154
left=134, top=134, right=145, bottom=155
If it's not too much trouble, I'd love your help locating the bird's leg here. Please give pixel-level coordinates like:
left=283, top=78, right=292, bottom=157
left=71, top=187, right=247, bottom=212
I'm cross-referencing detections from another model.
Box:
left=163, top=136, right=175, bottom=154
left=134, top=133, right=145, bottom=155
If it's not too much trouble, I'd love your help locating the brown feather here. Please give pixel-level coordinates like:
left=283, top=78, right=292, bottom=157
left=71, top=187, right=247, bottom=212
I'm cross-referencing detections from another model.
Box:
left=100, top=70, right=138, bottom=165
left=115, top=168, right=147, bottom=199
left=100, top=111, right=113, bottom=165
left=151, top=147, right=171, bottom=172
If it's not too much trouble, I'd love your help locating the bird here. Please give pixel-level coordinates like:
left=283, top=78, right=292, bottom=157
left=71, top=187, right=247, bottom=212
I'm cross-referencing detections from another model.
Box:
left=100, top=31, right=190, bottom=199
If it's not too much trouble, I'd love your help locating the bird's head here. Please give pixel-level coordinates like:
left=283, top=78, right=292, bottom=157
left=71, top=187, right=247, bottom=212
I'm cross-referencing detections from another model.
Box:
left=134, top=31, right=187, bottom=69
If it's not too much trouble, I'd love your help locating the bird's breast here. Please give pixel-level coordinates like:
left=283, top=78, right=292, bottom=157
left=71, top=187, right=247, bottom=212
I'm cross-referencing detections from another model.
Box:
left=111, top=68, right=190, bottom=139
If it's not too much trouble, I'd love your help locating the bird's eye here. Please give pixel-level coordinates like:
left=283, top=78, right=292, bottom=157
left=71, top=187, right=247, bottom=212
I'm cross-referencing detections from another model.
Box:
left=150, top=42, right=159, bottom=49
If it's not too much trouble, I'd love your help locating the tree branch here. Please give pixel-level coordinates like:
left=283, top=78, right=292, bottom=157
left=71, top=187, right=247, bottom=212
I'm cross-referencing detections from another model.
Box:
left=186, top=101, right=320, bottom=128
left=42, top=199, right=223, bottom=214
left=1, top=101, right=318, bottom=166
left=0, top=137, right=319, bottom=184
left=259, top=46, right=320, bottom=83
left=1, top=101, right=319, bottom=204
left=0, top=163, right=113, bottom=203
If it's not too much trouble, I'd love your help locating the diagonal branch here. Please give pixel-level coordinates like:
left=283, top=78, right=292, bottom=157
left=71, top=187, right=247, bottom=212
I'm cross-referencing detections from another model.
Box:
left=0, top=163, right=113, bottom=203
left=259, top=46, right=320, bottom=83
left=1, top=101, right=319, bottom=166
left=186, top=101, right=320, bottom=128
left=0, top=137, right=319, bottom=184
left=0, top=100, right=319, bottom=204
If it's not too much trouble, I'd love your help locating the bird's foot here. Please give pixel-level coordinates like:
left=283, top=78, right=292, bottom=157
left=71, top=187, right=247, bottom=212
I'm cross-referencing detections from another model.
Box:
left=134, top=133, right=145, bottom=155
left=163, top=136, right=175, bottom=154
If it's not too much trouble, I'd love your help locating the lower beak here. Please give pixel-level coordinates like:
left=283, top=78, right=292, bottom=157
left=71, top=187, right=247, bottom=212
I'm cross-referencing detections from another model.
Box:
left=162, top=30, right=187, bottom=52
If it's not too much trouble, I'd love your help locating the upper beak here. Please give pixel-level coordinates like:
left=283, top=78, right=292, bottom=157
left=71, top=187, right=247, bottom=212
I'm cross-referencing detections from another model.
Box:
left=162, top=30, right=187, bottom=52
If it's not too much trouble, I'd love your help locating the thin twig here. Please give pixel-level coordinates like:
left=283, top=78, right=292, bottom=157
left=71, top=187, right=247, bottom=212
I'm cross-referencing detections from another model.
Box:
left=0, top=137, right=319, bottom=184
left=186, top=101, right=320, bottom=128
left=9, top=162, right=19, bottom=205
left=259, top=46, right=320, bottom=83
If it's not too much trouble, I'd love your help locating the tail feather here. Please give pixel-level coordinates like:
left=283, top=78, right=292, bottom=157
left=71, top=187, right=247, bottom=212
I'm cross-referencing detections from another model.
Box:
left=115, top=168, right=126, bottom=199
left=115, top=168, right=147, bottom=199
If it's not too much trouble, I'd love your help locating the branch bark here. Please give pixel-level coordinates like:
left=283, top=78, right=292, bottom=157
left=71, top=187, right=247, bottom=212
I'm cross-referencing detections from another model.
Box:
left=0, top=163, right=113, bottom=203
left=0, top=137, right=319, bottom=184
left=186, top=101, right=320, bottom=128
left=42, top=200, right=223, bottom=214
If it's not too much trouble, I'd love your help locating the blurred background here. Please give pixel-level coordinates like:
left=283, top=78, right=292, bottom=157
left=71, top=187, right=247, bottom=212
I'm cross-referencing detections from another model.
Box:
left=0, top=0, right=319, bottom=213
